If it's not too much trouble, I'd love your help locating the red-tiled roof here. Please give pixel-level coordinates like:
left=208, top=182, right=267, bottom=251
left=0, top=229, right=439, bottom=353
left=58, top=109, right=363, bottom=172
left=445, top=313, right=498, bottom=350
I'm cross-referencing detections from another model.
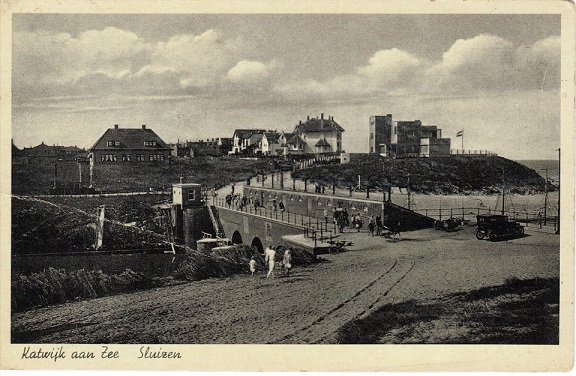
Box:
left=90, top=127, right=170, bottom=151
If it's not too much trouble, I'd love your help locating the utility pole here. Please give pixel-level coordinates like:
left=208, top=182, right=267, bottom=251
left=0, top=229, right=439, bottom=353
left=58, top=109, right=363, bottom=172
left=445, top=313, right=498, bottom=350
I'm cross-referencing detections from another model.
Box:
left=407, top=174, right=411, bottom=211
left=541, top=168, right=548, bottom=226
left=556, top=148, right=560, bottom=234
left=501, top=167, right=505, bottom=215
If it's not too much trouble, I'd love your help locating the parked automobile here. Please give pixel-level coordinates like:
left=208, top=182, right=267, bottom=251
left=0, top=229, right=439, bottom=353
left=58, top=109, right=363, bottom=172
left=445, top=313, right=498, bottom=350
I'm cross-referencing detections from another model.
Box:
left=475, top=214, right=524, bottom=240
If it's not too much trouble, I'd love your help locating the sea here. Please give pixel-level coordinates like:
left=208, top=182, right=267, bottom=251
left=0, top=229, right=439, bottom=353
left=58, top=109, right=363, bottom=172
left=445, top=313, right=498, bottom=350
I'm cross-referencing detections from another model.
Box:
left=515, top=159, right=560, bottom=184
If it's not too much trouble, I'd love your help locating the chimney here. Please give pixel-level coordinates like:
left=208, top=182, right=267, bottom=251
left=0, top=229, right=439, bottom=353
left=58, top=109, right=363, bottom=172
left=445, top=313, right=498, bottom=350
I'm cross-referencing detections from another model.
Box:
left=142, top=124, right=146, bottom=130
left=299, top=120, right=302, bottom=125
left=321, top=113, right=324, bottom=120
left=307, top=116, right=310, bottom=120
left=114, top=124, right=119, bottom=130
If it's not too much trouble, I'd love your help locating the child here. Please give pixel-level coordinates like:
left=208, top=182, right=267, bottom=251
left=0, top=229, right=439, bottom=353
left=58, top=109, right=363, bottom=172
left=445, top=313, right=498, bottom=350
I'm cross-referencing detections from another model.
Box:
left=249, top=256, right=257, bottom=277
left=283, top=249, right=293, bottom=277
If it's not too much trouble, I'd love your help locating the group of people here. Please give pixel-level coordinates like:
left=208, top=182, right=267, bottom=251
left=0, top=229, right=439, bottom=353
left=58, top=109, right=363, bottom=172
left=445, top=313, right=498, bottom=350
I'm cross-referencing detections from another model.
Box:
left=332, top=210, right=401, bottom=239
left=249, top=245, right=293, bottom=279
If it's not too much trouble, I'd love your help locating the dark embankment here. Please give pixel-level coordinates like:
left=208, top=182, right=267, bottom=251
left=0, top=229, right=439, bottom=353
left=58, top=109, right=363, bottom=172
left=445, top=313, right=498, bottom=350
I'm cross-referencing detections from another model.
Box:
left=293, top=154, right=550, bottom=194
left=11, top=196, right=168, bottom=254
left=336, top=277, right=559, bottom=344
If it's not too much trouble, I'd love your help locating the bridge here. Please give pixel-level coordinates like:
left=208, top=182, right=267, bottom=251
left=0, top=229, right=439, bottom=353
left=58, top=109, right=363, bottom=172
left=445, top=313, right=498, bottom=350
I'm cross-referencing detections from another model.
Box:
left=207, top=185, right=435, bottom=254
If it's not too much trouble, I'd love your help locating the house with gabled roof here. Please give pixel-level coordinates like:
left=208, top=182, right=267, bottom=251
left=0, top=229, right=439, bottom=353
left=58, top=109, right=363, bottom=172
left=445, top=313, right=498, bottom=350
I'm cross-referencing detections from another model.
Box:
left=261, top=132, right=282, bottom=156
left=89, top=124, right=171, bottom=165
left=231, top=129, right=267, bottom=154
left=292, top=113, right=345, bottom=154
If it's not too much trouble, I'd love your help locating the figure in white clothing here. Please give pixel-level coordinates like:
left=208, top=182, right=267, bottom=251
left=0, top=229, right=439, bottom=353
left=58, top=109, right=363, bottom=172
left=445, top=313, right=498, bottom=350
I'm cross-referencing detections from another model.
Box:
left=283, top=249, right=293, bottom=277
left=264, top=246, right=277, bottom=279
left=249, top=256, right=257, bottom=277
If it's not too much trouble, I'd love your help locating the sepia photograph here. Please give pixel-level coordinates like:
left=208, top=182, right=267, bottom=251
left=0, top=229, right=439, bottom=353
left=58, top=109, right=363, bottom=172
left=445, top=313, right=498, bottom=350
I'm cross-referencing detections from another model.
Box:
left=1, top=0, right=574, bottom=372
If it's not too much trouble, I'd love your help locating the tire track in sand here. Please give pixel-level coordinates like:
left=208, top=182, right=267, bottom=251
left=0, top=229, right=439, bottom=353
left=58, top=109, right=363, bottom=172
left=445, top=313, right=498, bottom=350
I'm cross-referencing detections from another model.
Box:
left=270, top=256, right=415, bottom=344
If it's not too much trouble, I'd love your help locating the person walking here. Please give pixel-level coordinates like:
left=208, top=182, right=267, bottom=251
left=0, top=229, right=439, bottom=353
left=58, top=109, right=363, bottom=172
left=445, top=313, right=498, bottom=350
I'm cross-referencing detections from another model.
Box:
left=392, top=220, right=402, bottom=240
left=356, top=216, right=363, bottom=232
left=283, top=248, right=293, bottom=277
left=249, top=256, right=257, bottom=277
left=376, top=214, right=382, bottom=236
left=264, top=245, right=277, bottom=279
left=368, top=216, right=375, bottom=236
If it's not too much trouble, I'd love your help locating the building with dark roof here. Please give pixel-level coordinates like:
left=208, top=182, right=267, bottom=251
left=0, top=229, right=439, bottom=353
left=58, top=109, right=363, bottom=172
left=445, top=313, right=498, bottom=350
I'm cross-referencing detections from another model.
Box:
left=261, top=132, right=282, bottom=156
left=89, top=124, right=171, bottom=165
left=292, top=113, right=344, bottom=154
left=232, top=129, right=267, bottom=154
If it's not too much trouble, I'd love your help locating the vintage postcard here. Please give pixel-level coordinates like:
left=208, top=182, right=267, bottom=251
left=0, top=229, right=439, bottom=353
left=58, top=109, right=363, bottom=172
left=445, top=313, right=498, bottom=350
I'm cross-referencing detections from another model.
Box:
left=1, top=0, right=574, bottom=372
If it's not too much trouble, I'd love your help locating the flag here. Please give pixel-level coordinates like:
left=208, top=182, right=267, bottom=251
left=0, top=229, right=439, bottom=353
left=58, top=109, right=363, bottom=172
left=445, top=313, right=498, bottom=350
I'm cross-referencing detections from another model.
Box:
left=456, top=130, right=463, bottom=137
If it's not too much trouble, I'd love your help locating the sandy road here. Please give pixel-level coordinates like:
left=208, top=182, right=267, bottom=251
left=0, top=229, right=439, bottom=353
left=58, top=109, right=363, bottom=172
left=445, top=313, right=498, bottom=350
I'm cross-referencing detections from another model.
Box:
left=12, top=226, right=559, bottom=344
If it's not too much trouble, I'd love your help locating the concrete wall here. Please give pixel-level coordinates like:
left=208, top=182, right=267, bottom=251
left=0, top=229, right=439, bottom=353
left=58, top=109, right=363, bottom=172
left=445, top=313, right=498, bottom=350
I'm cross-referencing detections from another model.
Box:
left=240, top=186, right=435, bottom=231
left=215, top=206, right=303, bottom=250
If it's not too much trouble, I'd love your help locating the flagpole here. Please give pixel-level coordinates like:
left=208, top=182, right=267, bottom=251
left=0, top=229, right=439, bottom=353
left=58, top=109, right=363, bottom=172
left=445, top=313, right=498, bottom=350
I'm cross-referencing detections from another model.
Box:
left=461, top=131, right=464, bottom=152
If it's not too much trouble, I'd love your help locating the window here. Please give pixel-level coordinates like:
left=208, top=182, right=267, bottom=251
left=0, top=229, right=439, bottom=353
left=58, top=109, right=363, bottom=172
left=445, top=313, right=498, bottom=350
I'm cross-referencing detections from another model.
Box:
left=136, top=154, right=145, bottom=161
left=144, top=141, right=157, bottom=147
left=122, top=154, right=131, bottom=162
left=101, top=154, right=117, bottom=162
left=370, top=147, right=373, bottom=153
left=369, top=133, right=373, bottom=140
left=394, top=127, right=397, bottom=135
left=188, top=189, right=196, bottom=201
left=107, top=141, right=120, bottom=147
left=149, top=154, right=165, bottom=161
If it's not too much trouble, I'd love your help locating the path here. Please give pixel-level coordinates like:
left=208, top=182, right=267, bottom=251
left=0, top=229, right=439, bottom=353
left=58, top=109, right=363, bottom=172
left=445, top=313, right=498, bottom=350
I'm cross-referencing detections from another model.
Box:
left=12, top=226, right=559, bottom=344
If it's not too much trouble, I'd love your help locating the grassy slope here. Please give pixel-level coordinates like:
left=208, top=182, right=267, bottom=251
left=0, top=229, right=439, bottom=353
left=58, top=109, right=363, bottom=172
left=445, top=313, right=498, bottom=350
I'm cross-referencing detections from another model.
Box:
left=12, top=157, right=281, bottom=195
left=293, top=154, right=549, bottom=194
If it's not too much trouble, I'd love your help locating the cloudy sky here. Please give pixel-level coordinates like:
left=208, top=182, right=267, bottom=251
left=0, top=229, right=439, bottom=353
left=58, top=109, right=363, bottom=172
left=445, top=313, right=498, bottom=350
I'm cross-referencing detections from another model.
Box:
left=12, top=14, right=561, bottom=159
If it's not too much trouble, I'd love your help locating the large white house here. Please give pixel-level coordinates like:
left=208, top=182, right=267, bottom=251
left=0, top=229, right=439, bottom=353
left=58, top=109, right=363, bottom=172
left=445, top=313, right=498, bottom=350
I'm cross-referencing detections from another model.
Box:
left=292, top=113, right=345, bottom=154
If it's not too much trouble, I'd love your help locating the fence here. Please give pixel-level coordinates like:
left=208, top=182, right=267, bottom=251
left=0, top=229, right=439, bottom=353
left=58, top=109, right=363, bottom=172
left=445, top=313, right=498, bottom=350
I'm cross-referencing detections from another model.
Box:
left=415, top=206, right=559, bottom=226
left=450, top=149, right=495, bottom=156
left=214, top=197, right=338, bottom=245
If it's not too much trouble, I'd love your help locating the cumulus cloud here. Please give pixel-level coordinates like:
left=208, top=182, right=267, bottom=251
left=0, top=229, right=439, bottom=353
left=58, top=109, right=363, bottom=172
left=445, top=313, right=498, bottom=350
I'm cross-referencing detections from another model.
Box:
left=275, top=34, right=560, bottom=102
left=13, top=27, right=251, bottom=100
left=226, top=59, right=280, bottom=86
left=13, top=27, right=560, bottom=109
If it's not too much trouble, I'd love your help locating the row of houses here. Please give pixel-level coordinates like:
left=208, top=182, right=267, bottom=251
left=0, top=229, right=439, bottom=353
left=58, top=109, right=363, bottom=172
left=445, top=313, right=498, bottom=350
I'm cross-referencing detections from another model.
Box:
left=231, top=113, right=345, bottom=156
left=368, top=114, right=451, bottom=158
left=12, top=140, right=86, bottom=164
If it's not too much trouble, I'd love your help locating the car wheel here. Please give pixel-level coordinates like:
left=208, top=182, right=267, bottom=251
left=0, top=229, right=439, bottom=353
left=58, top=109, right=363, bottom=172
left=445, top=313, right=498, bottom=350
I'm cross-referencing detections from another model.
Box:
left=476, top=229, right=486, bottom=240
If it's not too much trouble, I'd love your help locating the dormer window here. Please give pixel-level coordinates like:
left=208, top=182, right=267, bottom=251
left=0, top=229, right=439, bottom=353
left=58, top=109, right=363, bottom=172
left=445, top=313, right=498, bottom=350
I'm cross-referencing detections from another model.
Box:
left=107, top=141, right=120, bottom=147
left=144, top=141, right=157, bottom=147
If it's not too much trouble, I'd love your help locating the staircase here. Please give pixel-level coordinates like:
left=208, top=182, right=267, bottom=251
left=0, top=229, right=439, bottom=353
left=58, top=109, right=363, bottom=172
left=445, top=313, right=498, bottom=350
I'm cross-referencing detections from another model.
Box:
left=207, top=205, right=226, bottom=238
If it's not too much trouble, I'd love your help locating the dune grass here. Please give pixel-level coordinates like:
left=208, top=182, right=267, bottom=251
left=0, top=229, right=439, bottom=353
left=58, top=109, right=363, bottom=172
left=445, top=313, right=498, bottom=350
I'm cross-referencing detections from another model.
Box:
left=336, top=277, right=559, bottom=344
left=12, top=245, right=319, bottom=313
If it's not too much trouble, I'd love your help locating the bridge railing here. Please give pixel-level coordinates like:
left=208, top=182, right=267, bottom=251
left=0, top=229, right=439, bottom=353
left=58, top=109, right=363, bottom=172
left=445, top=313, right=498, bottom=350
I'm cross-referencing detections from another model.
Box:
left=214, top=197, right=337, bottom=234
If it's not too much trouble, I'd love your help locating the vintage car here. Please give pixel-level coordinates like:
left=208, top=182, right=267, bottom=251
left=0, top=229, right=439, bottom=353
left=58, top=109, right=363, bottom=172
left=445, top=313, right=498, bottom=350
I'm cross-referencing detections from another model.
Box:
left=475, top=214, right=524, bottom=240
